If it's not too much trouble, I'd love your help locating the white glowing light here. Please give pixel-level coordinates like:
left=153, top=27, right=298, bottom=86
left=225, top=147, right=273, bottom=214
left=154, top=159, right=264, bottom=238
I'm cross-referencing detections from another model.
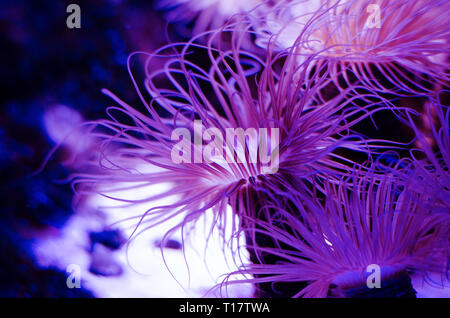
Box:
left=33, top=166, right=253, bottom=297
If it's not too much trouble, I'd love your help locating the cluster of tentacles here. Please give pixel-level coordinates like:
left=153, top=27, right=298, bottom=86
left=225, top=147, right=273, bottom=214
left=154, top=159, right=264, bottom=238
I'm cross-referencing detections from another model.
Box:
left=72, top=0, right=449, bottom=297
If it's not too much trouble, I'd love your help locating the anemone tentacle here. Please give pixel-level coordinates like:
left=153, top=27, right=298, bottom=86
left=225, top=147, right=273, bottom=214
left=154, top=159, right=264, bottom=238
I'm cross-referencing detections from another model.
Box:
left=216, top=166, right=449, bottom=297
left=251, top=0, right=450, bottom=96
left=72, top=27, right=398, bottom=255
left=401, top=91, right=450, bottom=213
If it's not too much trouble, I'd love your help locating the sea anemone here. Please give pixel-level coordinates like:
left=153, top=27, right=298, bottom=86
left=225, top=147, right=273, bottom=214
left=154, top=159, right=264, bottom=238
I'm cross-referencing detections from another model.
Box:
left=218, top=166, right=449, bottom=297
left=251, top=0, right=450, bottom=95
left=156, top=0, right=263, bottom=36
left=402, top=91, right=450, bottom=212
left=72, top=27, right=393, bottom=257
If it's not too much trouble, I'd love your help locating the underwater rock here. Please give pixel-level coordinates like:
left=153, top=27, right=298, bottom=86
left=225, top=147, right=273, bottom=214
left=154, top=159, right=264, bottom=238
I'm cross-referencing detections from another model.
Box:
left=89, top=245, right=123, bottom=277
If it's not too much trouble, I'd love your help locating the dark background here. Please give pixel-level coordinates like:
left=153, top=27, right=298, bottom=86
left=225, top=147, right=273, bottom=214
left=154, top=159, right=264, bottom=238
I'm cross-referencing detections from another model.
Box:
left=0, top=0, right=170, bottom=297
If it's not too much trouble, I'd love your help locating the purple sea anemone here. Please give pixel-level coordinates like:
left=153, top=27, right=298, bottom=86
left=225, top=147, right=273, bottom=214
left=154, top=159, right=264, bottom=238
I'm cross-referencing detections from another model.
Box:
left=72, top=27, right=393, bottom=255
left=252, top=0, right=450, bottom=95
left=403, top=91, right=450, bottom=212
left=218, top=166, right=449, bottom=297
left=157, top=0, right=263, bottom=36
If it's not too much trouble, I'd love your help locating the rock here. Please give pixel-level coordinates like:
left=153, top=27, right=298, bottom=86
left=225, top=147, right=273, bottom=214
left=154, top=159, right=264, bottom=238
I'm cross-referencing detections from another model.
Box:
left=89, top=229, right=125, bottom=251
left=89, top=245, right=123, bottom=277
left=154, top=238, right=182, bottom=250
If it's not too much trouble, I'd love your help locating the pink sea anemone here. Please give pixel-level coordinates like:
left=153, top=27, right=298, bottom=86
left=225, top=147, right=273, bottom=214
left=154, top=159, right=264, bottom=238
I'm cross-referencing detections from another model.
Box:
left=218, top=166, right=449, bottom=297
left=156, top=0, right=263, bottom=35
left=72, top=28, right=393, bottom=254
left=403, top=91, right=450, bottom=212
left=251, top=0, right=450, bottom=95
